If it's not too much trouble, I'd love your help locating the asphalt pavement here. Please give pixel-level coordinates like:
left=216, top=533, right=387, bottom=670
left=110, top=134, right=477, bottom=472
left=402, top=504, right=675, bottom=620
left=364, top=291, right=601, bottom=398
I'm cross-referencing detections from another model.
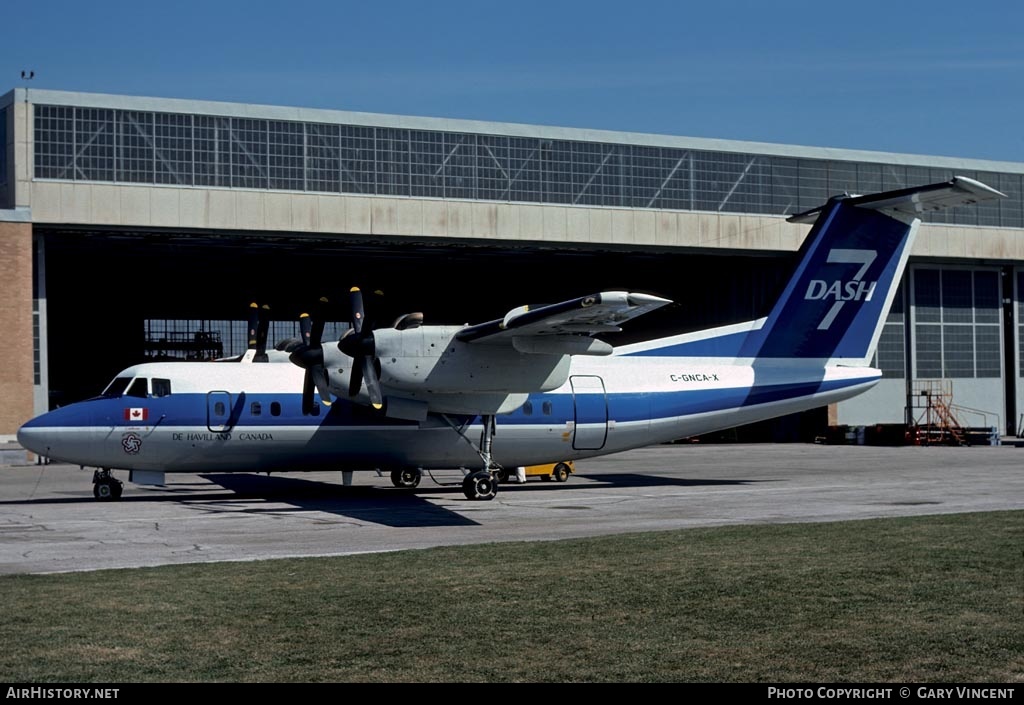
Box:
left=1, top=443, right=1021, bottom=574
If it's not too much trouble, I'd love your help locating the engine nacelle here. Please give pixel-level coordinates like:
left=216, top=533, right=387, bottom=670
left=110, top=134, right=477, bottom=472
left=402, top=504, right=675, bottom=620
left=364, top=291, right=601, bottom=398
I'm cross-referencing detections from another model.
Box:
left=373, top=326, right=570, bottom=394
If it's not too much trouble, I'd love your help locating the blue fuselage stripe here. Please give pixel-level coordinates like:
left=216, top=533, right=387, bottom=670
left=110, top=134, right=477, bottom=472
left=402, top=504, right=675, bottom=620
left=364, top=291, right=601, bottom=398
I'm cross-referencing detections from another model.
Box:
left=23, top=377, right=865, bottom=430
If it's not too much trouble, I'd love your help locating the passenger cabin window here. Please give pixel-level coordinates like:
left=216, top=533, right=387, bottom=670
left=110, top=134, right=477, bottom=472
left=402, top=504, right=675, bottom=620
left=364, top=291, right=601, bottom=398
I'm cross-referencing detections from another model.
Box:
left=542, top=401, right=552, bottom=415
left=270, top=402, right=281, bottom=417
left=250, top=402, right=262, bottom=416
left=214, top=401, right=226, bottom=416
left=523, top=401, right=533, bottom=416
left=102, top=377, right=133, bottom=397
left=152, top=379, right=172, bottom=397
left=126, top=378, right=148, bottom=398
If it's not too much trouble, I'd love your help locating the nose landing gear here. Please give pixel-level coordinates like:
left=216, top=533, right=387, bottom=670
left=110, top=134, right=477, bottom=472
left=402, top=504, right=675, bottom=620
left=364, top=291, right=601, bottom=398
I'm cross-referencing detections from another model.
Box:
left=92, top=468, right=123, bottom=501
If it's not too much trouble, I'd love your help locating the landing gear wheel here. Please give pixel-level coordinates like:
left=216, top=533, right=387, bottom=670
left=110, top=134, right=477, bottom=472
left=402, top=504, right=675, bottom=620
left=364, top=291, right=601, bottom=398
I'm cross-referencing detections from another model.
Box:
left=391, top=468, right=421, bottom=489
left=93, top=478, right=123, bottom=501
left=552, top=463, right=571, bottom=483
left=462, top=470, right=498, bottom=501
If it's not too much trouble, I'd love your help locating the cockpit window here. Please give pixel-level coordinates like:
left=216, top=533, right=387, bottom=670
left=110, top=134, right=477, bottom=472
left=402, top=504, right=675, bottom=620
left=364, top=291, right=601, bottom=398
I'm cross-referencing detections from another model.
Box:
left=126, top=378, right=148, bottom=398
left=152, top=379, right=172, bottom=397
left=101, top=377, right=133, bottom=398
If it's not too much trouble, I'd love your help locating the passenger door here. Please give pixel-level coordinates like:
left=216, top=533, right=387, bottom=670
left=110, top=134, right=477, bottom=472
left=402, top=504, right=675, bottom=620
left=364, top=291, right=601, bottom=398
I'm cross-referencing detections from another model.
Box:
left=206, top=391, right=233, bottom=433
left=570, top=375, right=608, bottom=450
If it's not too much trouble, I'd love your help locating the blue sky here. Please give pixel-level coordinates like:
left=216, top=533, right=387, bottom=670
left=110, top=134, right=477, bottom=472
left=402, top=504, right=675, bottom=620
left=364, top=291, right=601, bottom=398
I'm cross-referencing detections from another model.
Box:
left=5, top=0, right=1023, bottom=162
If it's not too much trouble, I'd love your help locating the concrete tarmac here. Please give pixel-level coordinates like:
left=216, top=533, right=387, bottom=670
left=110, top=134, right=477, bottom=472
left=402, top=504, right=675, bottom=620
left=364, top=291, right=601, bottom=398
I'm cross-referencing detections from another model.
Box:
left=1, top=443, right=1021, bottom=575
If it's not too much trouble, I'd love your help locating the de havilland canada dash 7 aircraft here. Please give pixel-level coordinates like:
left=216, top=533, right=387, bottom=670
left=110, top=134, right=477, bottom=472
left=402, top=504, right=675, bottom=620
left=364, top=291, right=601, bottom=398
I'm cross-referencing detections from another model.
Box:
left=18, top=177, right=1004, bottom=501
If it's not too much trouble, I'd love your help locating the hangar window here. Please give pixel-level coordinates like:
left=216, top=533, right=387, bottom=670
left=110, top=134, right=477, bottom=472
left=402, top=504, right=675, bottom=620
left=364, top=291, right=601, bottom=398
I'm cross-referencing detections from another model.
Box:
left=444, top=133, right=477, bottom=200
left=339, top=125, right=374, bottom=194
left=913, top=268, right=1001, bottom=379
left=269, top=120, right=304, bottom=190
left=270, top=402, right=282, bottom=417
left=35, top=105, right=75, bottom=179
left=507, top=137, right=542, bottom=202
left=250, top=402, right=262, bottom=416
left=154, top=113, right=193, bottom=186
left=75, top=108, right=115, bottom=181
left=307, top=123, right=340, bottom=193
left=127, top=378, right=148, bottom=398
left=230, top=118, right=269, bottom=189
left=410, top=130, right=444, bottom=198
left=28, top=103, right=1024, bottom=229
left=117, top=111, right=154, bottom=183
left=152, top=379, right=172, bottom=397
left=872, top=284, right=905, bottom=379
left=376, top=127, right=410, bottom=196
left=194, top=115, right=231, bottom=187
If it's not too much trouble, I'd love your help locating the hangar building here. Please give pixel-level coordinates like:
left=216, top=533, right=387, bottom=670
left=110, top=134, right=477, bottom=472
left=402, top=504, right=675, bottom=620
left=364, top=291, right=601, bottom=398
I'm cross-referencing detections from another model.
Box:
left=2, top=88, right=1023, bottom=439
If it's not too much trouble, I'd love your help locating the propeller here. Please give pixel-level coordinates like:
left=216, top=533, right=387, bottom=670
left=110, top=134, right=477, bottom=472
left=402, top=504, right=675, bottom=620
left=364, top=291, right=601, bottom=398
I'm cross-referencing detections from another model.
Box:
left=338, top=287, right=383, bottom=410
left=288, top=297, right=332, bottom=415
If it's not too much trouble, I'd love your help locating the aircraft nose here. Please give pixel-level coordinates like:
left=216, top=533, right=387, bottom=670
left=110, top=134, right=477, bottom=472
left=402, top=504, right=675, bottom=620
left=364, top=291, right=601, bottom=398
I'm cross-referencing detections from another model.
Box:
left=17, top=405, right=94, bottom=463
left=17, top=416, right=51, bottom=457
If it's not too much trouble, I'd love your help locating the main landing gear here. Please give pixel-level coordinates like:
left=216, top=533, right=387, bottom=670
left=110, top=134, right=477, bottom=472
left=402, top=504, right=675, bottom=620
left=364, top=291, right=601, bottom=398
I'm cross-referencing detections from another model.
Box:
left=92, top=468, right=123, bottom=501
left=442, top=414, right=502, bottom=501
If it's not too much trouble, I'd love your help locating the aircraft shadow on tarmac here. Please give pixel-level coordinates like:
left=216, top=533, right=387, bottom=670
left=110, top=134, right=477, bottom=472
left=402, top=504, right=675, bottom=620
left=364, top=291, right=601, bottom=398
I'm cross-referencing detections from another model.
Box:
left=0, top=471, right=762, bottom=528
left=197, top=473, right=479, bottom=528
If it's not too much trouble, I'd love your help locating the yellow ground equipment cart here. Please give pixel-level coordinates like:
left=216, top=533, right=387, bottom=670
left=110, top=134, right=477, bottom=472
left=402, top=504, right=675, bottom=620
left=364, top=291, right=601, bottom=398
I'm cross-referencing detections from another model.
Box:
left=495, top=461, right=575, bottom=483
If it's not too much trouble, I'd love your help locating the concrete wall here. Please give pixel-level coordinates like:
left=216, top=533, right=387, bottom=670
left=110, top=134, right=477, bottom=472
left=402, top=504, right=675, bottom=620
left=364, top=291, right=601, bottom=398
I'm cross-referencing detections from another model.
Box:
left=28, top=181, right=1021, bottom=259
left=11, top=99, right=29, bottom=209
left=0, top=220, right=33, bottom=435
left=28, top=181, right=810, bottom=252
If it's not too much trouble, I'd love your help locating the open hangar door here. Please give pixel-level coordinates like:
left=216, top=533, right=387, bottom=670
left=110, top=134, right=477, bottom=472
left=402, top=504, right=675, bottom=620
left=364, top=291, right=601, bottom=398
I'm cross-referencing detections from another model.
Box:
left=39, top=226, right=814, bottom=439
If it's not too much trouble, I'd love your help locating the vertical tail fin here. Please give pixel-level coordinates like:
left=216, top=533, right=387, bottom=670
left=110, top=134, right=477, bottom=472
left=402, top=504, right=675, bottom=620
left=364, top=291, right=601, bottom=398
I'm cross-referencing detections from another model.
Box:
left=619, top=176, right=1005, bottom=363
left=738, top=176, right=1004, bottom=364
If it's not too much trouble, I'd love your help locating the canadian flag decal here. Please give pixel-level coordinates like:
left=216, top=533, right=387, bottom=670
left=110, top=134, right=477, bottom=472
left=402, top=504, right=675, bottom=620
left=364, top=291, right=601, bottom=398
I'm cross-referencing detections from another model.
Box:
left=124, top=407, right=149, bottom=422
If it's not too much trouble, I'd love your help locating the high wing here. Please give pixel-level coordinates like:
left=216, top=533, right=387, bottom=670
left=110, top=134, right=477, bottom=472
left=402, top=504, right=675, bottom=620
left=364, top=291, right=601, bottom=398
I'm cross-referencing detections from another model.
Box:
left=455, top=291, right=671, bottom=356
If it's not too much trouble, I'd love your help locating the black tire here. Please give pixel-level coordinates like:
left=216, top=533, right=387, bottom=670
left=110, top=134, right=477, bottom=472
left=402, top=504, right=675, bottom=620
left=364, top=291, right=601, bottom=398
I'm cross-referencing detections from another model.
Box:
left=391, top=468, right=421, bottom=488
left=462, top=471, right=498, bottom=501
left=553, top=463, right=570, bottom=483
left=110, top=480, right=124, bottom=499
left=93, top=480, right=120, bottom=501
left=493, top=467, right=509, bottom=484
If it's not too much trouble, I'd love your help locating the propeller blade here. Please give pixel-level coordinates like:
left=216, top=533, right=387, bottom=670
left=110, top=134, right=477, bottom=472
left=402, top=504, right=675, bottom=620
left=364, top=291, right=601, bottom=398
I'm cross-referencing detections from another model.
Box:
left=301, top=370, right=315, bottom=416
left=350, top=287, right=365, bottom=335
left=311, top=296, right=329, bottom=345
left=312, top=367, right=332, bottom=406
left=247, top=303, right=259, bottom=350
left=292, top=301, right=330, bottom=415
left=254, top=304, right=270, bottom=363
left=361, top=356, right=383, bottom=409
left=348, top=356, right=363, bottom=399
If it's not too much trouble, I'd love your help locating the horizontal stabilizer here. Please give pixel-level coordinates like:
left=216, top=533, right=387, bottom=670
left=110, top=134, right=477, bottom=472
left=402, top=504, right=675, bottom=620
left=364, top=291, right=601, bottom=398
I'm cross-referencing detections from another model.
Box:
left=787, top=176, right=1006, bottom=224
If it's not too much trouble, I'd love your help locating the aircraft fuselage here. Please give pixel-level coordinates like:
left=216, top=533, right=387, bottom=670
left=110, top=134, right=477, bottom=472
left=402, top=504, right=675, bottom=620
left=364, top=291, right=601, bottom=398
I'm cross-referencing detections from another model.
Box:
left=18, top=355, right=878, bottom=474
